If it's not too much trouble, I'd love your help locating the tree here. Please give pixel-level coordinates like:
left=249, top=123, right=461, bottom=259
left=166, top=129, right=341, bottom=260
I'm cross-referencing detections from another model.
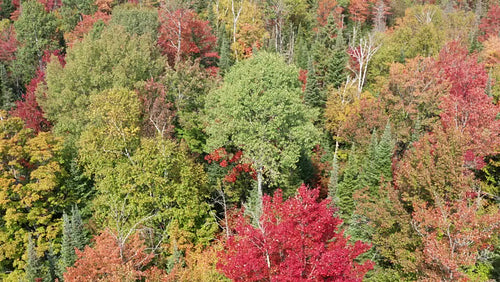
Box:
left=316, top=0, right=343, bottom=27
left=205, top=52, right=318, bottom=207
left=378, top=56, right=447, bottom=147
left=63, top=11, right=111, bottom=47
left=110, top=4, right=158, bottom=38
left=78, top=88, right=216, bottom=249
left=479, top=3, right=500, bottom=42
left=413, top=198, right=500, bottom=281
left=436, top=42, right=500, bottom=163
left=25, top=234, right=42, bottom=281
left=10, top=50, right=61, bottom=133
left=217, top=185, right=374, bottom=281
left=0, top=22, right=17, bottom=62
left=312, top=14, right=348, bottom=93
left=64, top=229, right=164, bottom=281
left=12, top=0, right=59, bottom=86
left=0, top=111, right=67, bottom=275
left=41, top=24, right=163, bottom=146
left=60, top=212, right=75, bottom=271
left=158, top=7, right=218, bottom=67
left=348, top=32, right=381, bottom=95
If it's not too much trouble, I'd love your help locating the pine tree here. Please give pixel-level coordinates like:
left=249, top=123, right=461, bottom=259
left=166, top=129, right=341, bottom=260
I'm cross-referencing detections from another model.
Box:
left=25, top=234, right=41, bottom=282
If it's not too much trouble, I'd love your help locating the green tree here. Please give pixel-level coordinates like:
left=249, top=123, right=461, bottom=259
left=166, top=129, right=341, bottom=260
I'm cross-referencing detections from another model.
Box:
left=13, top=0, right=59, bottom=86
left=25, top=235, right=41, bottom=282
left=60, top=212, right=74, bottom=271
left=312, top=14, right=348, bottom=91
left=205, top=52, right=319, bottom=207
left=110, top=4, right=158, bottom=38
left=78, top=88, right=216, bottom=248
left=41, top=24, right=163, bottom=147
left=304, top=56, right=322, bottom=108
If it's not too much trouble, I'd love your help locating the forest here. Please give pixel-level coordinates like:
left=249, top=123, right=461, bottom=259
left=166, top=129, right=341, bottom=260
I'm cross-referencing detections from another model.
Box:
left=0, top=0, right=499, bottom=281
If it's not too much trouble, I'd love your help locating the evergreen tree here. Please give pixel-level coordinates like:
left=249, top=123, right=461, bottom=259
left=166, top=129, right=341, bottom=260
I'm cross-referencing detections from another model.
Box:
left=25, top=235, right=41, bottom=282
left=71, top=205, right=86, bottom=251
left=304, top=57, right=322, bottom=108
left=328, top=150, right=340, bottom=201
left=46, top=245, right=58, bottom=282
left=312, top=14, right=348, bottom=90
left=327, top=27, right=348, bottom=89
left=335, top=148, right=361, bottom=220
left=293, top=26, right=309, bottom=70
left=0, top=63, right=14, bottom=110
left=218, top=26, right=232, bottom=75
left=60, top=212, right=75, bottom=271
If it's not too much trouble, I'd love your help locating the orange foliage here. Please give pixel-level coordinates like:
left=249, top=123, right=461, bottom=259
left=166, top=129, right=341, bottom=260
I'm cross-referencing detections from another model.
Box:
left=64, top=229, right=165, bottom=281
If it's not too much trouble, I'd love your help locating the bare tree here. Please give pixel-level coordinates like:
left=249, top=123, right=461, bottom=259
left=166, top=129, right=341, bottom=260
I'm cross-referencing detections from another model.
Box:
left=348, top=31, right=381, bottom=95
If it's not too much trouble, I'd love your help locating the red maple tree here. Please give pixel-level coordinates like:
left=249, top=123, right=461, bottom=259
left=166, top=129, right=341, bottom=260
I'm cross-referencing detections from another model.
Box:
left=479, top=4, right=500, bottom=42
left=0, top=24, right=17, bottom=62
left=217, top=185, right=373, bottom=281
left=436, top=42, right=500, bottom=165
left=158, top=8, right=218, bottom=67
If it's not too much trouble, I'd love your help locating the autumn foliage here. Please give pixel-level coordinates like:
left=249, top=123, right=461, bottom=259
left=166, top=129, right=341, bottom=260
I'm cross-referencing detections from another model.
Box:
left=64, top=229, right=164, bottom=281
left=217, top=185, right=373, bottom=281
left=0, top=24, right=17, bottom=61
left=158, top=8, right=217, bottom=67
left=436, top=42, right=500, bottom=163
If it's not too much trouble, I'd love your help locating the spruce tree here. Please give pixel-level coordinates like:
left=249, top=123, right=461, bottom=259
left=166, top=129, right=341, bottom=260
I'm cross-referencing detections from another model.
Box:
left=25, top=234, right=41, bottom=282
left=46, top=245, right=58, bottom=282
left=335, top=148, right=361, bottom=220
left=304, top=57, right=322, bottom=108
left=293, top=26, right=309, bottom=70
left=60, top=212, right=75, bottom=271
left=327, top=27, right=348, bottom=89
left=219, top=26, right=232, bottom=75
left=71, top=205, right=86, bottom=251
left=312, top=14, right=348, bottom=90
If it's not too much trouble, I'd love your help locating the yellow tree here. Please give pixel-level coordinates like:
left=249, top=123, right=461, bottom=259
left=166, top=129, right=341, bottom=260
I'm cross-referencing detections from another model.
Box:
left=0, top=111, right=67, bottom=278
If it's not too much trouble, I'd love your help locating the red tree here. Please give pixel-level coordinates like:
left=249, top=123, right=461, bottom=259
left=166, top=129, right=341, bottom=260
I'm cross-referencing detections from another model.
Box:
left=0, top=24, right=17, bottom=62
left=349, top=0, right=370, bottom=23
left=158, top=8, right=218, bottom=67
left=316, top=0, right=344, bottom=27
left=64, top=229, right=164, bottom=281
left=217, top=185, right=373, bottom=281
left=38, top=0, right=61, bottom=12
left=437, top=42, right=500, bottom=164
left=479, top=4, right=500, bottom=42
